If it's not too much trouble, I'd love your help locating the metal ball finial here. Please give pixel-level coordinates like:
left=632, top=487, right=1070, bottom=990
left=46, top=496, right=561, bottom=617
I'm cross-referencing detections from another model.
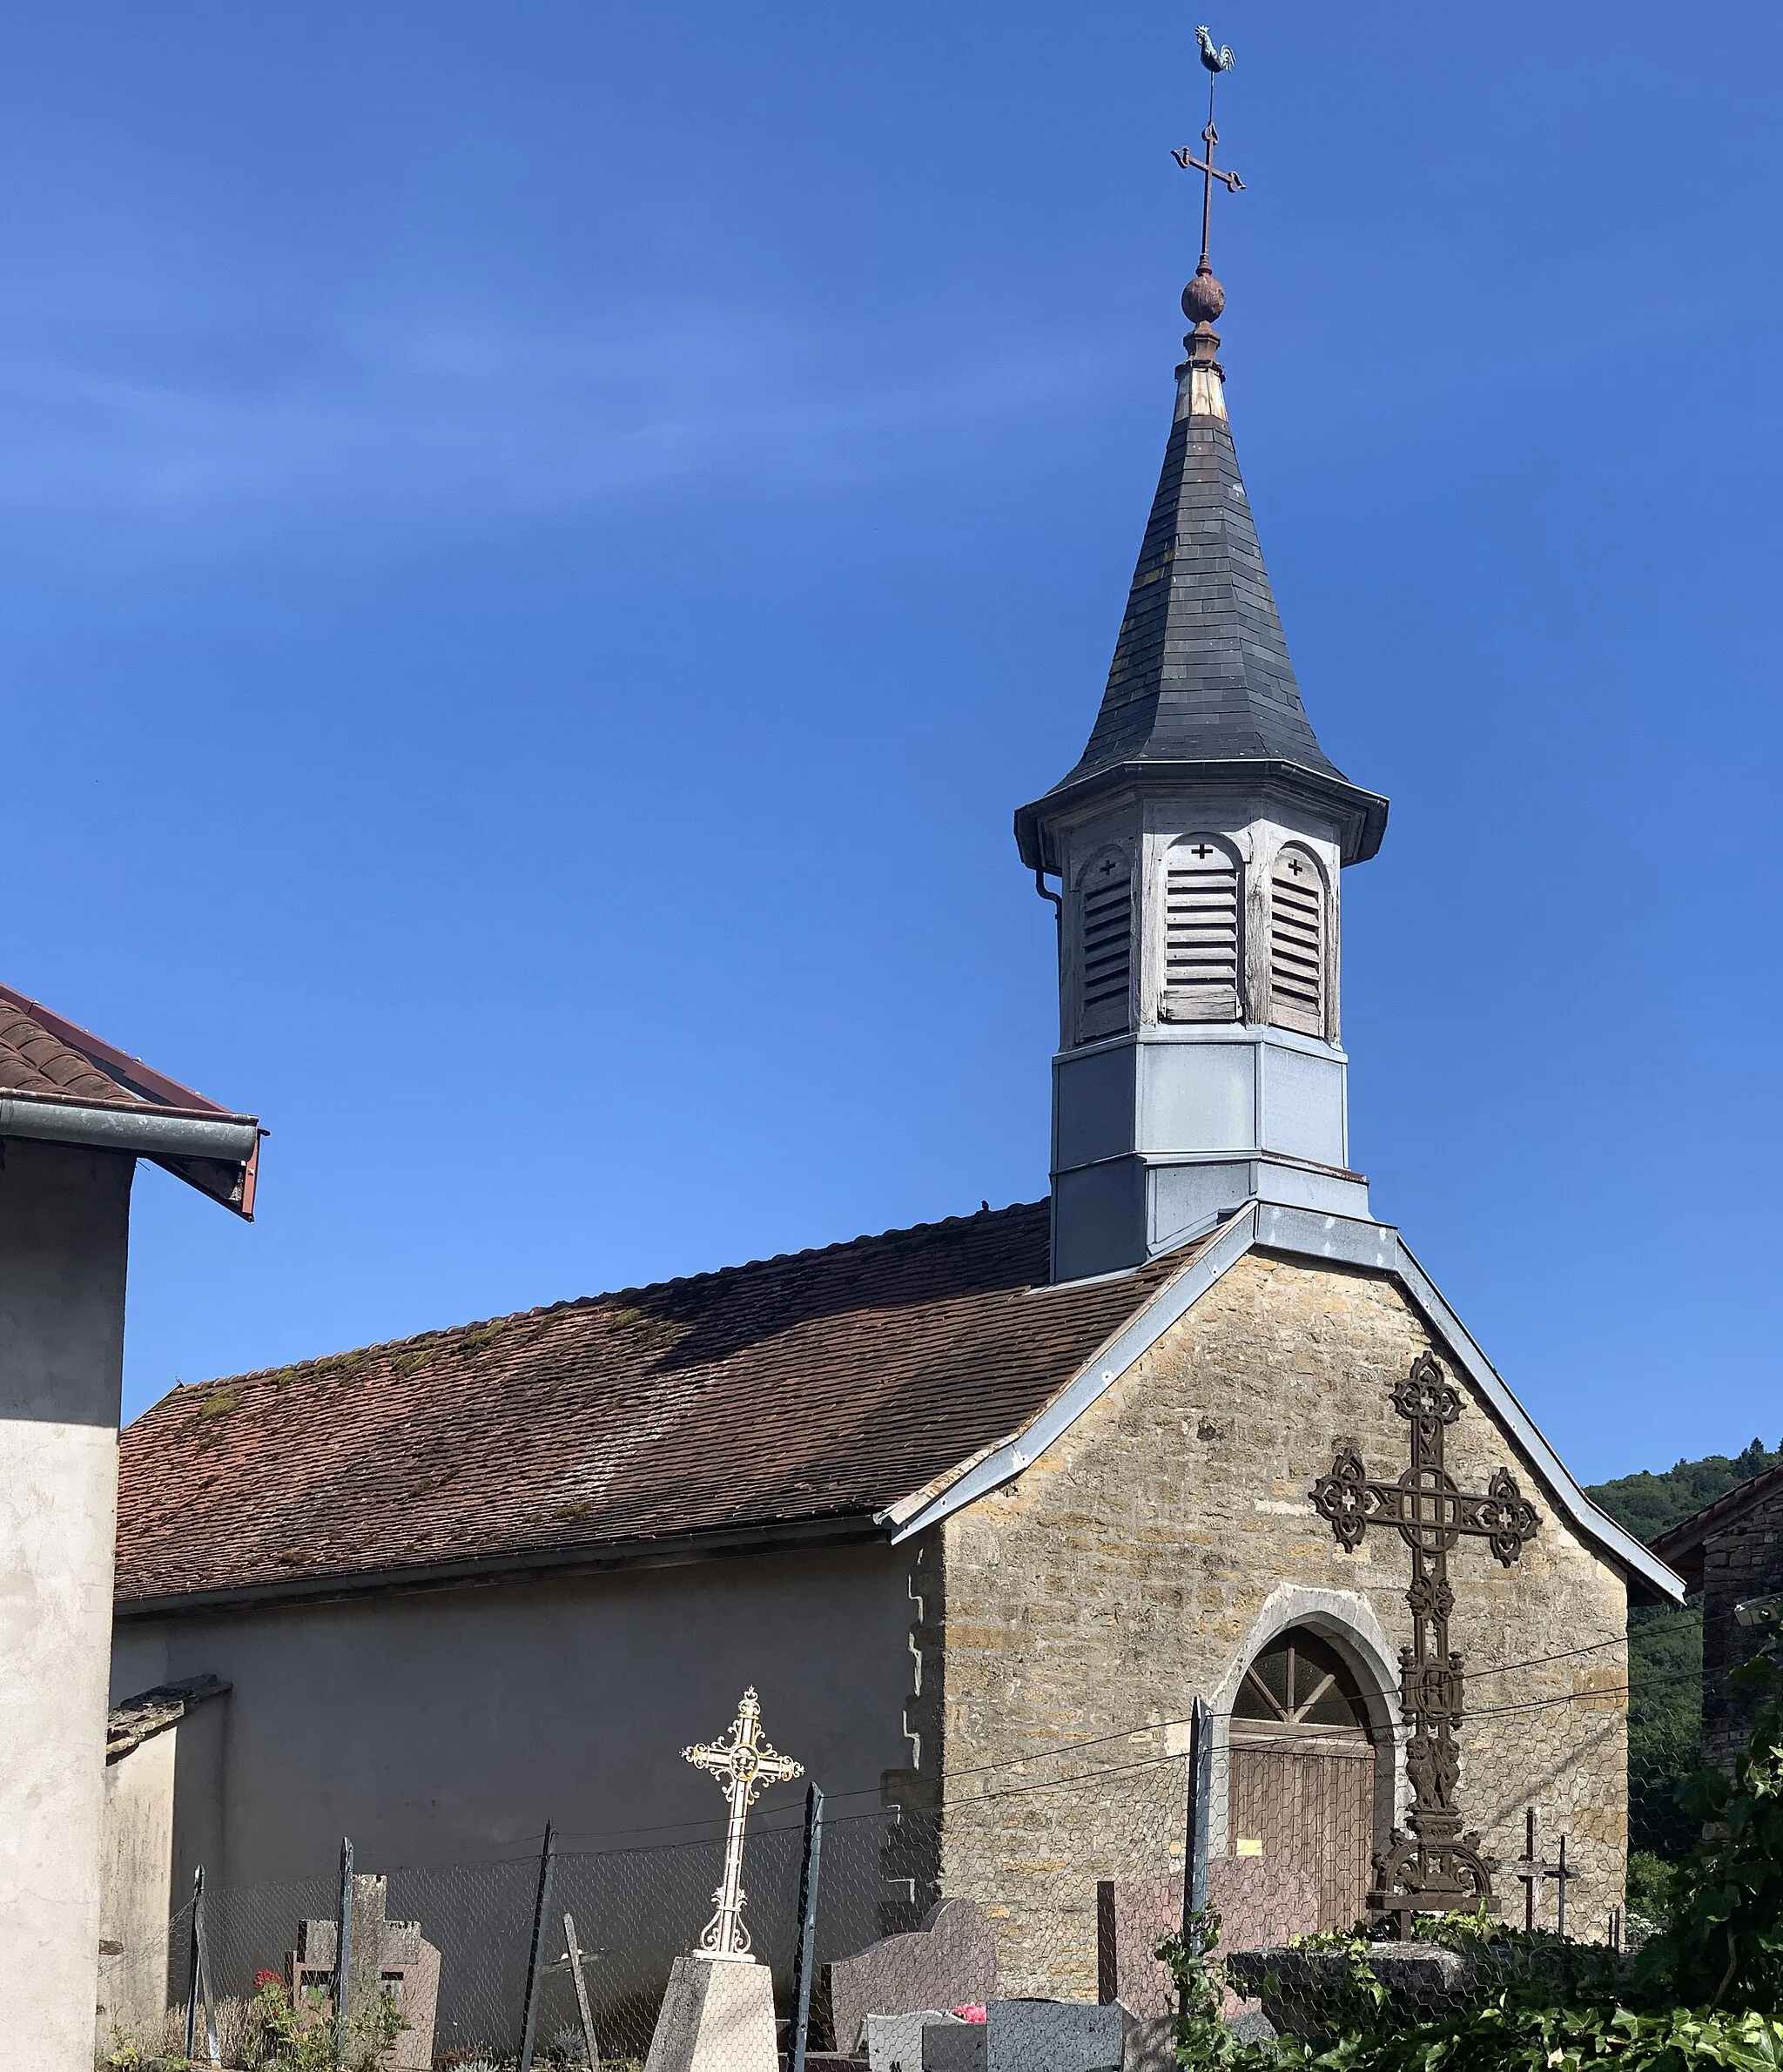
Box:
left=1181, top=263, right=1225, bottom=326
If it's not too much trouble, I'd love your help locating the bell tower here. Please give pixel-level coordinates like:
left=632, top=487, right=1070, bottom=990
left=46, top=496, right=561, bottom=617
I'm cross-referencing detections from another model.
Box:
left=1016, top=37, right=1388, bottom=1282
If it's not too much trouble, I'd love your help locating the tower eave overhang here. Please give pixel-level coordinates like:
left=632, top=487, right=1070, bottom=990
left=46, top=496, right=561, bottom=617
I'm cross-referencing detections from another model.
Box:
left=1014, top=757, right=1389, bottom=874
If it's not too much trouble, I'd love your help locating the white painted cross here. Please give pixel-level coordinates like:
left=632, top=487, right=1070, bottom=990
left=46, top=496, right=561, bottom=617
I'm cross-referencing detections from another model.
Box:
left=683, top=1688, right=804, bottom=1960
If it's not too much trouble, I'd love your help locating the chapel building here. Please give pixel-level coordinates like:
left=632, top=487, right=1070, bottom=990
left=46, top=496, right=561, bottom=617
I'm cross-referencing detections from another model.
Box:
left=108, top=191, right=1682, bottom=2016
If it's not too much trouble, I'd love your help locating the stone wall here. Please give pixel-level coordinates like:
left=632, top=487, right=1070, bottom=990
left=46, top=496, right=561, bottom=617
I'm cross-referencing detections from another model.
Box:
left=1701, top=1483, right=1783, bottom=1773
left=928, top=1252, right=1628, bottom=1994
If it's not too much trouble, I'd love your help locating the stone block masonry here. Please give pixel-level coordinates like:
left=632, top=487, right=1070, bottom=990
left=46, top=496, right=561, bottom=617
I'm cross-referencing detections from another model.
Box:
left=925, top=1255, right=1627, bottom=1995
left=1700, top=1482, right=1783, bottom=1774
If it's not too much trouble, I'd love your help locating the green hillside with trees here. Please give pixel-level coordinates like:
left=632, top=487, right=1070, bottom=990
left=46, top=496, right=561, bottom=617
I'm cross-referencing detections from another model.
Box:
left=1589, top=1437, right=1783, bottom=1546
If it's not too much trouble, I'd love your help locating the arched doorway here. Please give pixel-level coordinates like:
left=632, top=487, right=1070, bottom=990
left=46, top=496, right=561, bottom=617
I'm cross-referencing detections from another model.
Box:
left=1227, top=1625, right=1382, bottom=1929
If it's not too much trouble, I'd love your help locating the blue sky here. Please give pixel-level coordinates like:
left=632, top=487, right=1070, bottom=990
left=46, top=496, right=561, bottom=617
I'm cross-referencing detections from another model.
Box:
left=3, top=3, right=1777, bottom=1483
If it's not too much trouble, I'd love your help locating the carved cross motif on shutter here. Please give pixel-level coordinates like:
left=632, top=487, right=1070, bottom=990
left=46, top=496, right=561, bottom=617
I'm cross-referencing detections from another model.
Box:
left=1161, top=839, right=1240, bottom=1022
left=1079, top=857, right=1134, bottom=1042
left=1268, top=848, right=1325, bottom=1036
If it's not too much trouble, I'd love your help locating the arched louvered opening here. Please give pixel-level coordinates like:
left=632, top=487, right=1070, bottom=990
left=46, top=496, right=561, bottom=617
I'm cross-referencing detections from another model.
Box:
left=1161, top=838, right=1241, bottom=1022
left=1077, top=851, right=1134, bottom=1043
left=1268, top=847, right=1326, bottom=1037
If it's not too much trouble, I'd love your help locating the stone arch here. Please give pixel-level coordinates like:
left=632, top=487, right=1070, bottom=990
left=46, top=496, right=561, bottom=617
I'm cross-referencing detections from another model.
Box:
left=1206, top=1584, right=1405, bottom=1867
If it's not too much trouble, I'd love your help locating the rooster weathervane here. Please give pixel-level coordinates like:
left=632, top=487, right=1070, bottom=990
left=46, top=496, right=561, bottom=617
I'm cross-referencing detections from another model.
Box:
left=1173, top=24, right=1244, bottom=282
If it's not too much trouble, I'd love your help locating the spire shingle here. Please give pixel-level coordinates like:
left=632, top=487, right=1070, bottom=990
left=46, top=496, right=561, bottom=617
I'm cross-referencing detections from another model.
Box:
left=1015, top=383, right=1386, bottom=869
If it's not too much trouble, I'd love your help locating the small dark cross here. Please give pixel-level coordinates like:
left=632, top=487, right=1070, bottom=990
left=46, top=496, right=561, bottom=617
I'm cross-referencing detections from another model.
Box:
left=1096, top=855, right=1121, bottom=879
left=1505, top=1810, right=1579, bottom=1935
left=1284, top=855, right=1303, bottom=875
left=549, top=1912, right=603, bottom=2070
left=1312, top=1352, right=1540, bottom=1935
left=1190, top=842, right=1215, bottom=859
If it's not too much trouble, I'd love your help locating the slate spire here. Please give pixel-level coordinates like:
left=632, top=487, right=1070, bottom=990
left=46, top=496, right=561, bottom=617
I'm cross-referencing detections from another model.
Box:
left=1015, top=261, right=1386, bottom=871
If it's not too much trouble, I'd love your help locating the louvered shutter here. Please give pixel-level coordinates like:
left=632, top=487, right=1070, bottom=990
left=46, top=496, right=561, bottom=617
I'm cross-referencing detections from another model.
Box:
left=1268, top=848, right=1325, bottom=1035
left=1161, top=842, right=1240, bottom=1021
left=1078, top=860, right=1133, bottom=1041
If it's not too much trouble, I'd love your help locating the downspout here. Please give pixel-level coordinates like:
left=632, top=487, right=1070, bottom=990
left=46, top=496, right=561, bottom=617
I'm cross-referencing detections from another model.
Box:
left=1033, top=866, right=1062, bottom=933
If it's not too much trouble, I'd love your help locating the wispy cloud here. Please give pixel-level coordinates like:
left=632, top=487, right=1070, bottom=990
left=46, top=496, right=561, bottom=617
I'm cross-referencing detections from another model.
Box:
left=0, top=292, right=1104, bottom=528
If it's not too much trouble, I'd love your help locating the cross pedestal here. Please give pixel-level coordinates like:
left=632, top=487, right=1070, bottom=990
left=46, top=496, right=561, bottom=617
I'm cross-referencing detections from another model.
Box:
left=644, top=1953, right=780, bottom=2072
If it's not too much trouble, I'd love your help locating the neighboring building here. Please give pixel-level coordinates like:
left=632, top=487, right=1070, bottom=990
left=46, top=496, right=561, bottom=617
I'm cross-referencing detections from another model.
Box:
left=111, top=209, right=1680, bottom=2015
left=98, top=1676, right=230, bottom=2038
left=1652, top=1469, right=1783, bottom=1774
left=0, top=987, right=258, bottom=2072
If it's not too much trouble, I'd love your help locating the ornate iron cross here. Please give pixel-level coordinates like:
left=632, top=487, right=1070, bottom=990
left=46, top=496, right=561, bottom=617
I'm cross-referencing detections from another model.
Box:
left=683, top=1687, right=804, bottom=1960
left=1311, top=1353, right=1539, bottom=1934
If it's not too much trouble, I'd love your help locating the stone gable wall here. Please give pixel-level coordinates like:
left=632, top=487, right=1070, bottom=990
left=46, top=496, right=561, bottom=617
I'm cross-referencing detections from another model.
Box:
left=925, top=1252, right=1627, bottom=1994
left=1701, top=1483, right=1783, bottom=1773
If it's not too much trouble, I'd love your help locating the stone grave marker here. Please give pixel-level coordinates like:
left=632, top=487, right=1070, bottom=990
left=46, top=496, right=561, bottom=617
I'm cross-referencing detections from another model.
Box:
left=827, top=1897, right=999, bottom=2055
left=1094, top=1859, right=1319, bottom=2020
left=287, top=1874, right=441, bottom=2070
left=865, top=2009, right=963, bottom=2072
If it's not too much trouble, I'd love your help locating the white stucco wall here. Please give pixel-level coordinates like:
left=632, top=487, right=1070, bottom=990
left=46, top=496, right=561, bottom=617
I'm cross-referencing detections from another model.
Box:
left=0, top=1140, right=133, bottom=2072
left=98, top=1729, right=178, bottom=2040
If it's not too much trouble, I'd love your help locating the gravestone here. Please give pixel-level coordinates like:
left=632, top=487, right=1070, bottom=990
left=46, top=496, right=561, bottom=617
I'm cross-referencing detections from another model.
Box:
left=1094, top=1860, right=1319, bottom=2020
left=827, top=1898, right=999, bottom=2055
left=865, top=2009, right=963, bottom=2072
left=288, top=1874, right=441, bottom=2070
left=922, top=2001, right=1123, bottom=2072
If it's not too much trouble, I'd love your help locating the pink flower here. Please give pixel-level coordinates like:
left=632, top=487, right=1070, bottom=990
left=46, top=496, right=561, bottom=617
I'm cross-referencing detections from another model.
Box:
left=953, top=2006, right=987, bottom=2024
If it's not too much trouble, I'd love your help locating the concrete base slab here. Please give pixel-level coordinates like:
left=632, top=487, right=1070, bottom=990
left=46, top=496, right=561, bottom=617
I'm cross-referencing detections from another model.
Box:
left=646, top=1954, right=780, bottom=2072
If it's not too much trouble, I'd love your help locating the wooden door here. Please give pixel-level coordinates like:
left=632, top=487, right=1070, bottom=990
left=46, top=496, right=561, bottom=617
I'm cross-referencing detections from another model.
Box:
left=1227, top=1628, right=1380, bottom=1931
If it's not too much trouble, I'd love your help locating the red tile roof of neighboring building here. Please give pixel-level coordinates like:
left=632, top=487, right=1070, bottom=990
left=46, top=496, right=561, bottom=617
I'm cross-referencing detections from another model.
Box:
left=0, top=983, right=260, bottom=1216
left=0, top=999, right=150, bottom=1105
left=117, top=1201, right=1188, bottom=1609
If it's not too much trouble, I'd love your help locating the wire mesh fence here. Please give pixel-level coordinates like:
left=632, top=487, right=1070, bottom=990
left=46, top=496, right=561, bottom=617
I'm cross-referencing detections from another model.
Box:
left=100, top=1600, right=1733, bottom=2071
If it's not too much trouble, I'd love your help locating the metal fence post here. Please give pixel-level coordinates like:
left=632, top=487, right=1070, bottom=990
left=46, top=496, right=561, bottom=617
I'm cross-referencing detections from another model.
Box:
left=517, top=1823, right=558, bottom=2072
left=185, top=1866, right=204, bottom=2060
left=333, top=1836, right=354, bottom=2070
left=1180, top=1697, right=1212, bottom=1948
left=788, top=1782, right=826, bottom=2072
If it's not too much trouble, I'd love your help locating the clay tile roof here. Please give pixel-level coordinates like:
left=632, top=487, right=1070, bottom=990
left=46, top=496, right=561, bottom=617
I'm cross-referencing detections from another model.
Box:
left=117, top=1201, right=1188, bottom=1607
left=0, top=1000, right=151, bottom=1105
left=0, top=981, right=261, bottom=1217
left=1650, top=1462, right=1783, bottom=1592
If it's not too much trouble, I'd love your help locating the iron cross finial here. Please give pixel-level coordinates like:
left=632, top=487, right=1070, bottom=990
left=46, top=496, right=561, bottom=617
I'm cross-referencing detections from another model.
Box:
left=1172, top=24, right=1244, bottom=382
left=1173, top=24, right=1244, bottom=279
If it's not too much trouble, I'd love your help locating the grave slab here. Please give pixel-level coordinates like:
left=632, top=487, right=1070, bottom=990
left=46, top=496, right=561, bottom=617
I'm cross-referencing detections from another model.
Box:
left=984, top=1998, right=1124, bottom=2072
left=866, top=2009, right=962, bottom=2072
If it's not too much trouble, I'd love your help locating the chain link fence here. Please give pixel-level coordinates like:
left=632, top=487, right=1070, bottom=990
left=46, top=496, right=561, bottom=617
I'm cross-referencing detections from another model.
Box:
left=99, top=1601, right=1726, bottom=2070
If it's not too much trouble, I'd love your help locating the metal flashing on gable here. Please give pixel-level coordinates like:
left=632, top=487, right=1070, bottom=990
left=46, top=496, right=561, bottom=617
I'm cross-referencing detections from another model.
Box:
left=885, top=1208, right=1260, bottom=1539
left=886, top=1201, right=1685, bottom=1604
